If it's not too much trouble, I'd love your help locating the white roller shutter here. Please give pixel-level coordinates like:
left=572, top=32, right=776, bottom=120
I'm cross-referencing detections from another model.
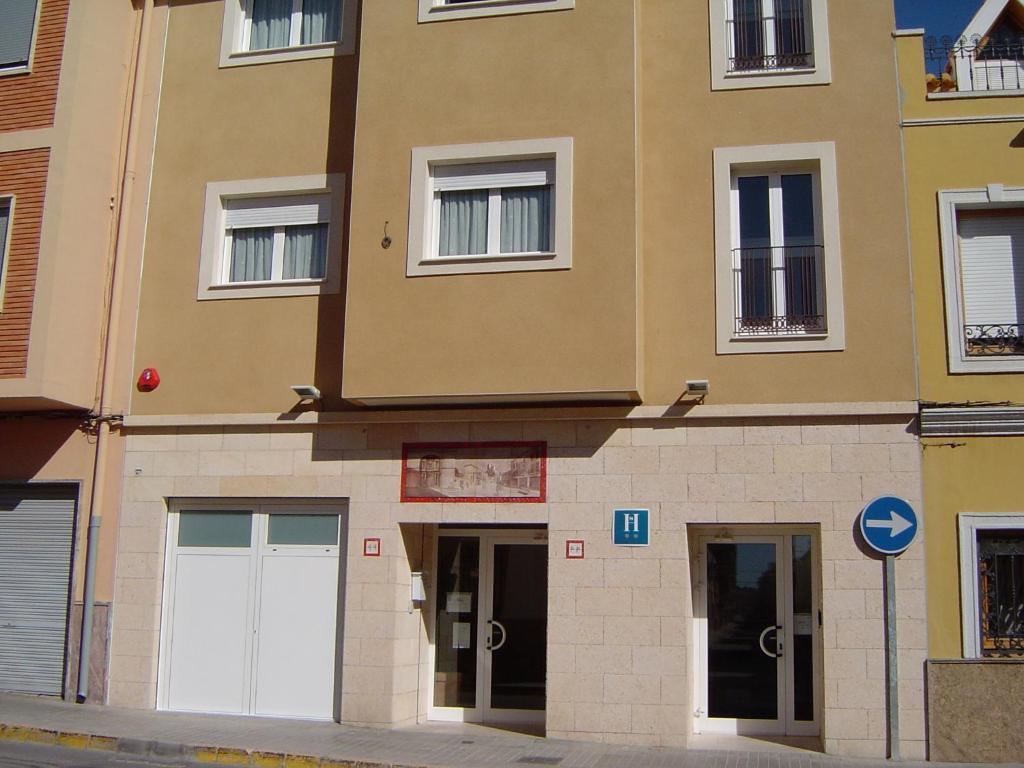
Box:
left=0, top=485, right=77, bottom=696
left=958, top=212, right=1024, bottom=327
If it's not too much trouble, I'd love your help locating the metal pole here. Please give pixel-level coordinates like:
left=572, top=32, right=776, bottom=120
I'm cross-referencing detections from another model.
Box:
left=885, top=554, right=901, bottom=761
left=76, top=515, right=102, bottom=702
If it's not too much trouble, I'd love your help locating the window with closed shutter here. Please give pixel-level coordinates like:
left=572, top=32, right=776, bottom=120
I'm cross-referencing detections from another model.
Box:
left=0, top=0, right=38, bottom=71
left=958, top=210, right=1024, bottom=356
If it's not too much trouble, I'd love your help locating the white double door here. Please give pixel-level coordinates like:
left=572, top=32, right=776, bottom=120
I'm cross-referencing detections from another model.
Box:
left=694, top=533, right=820, bottom=737
left=429, top=531, right=548, bottom=725
left=159, top=507, right=342, bottom=719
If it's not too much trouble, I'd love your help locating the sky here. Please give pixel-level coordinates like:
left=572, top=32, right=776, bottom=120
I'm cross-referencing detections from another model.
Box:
left=894, top=0, right=985, bottom=42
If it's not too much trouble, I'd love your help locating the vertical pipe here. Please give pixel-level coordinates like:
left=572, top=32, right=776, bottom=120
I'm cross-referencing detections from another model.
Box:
left=76, top=515, right=102, bottom=702
left=885, top=554, right=901, bottom=761
left=75, top=0, right=150, bottom=703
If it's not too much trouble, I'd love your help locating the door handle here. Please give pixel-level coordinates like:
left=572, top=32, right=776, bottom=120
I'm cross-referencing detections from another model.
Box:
left=758, top=624, right=783, bottom=658
left=489, top=619, right=507, bottom=651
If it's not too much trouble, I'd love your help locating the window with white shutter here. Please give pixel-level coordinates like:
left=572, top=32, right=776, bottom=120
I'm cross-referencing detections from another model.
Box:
left=958, top=211, right=1024, bottom=357
left=938, top=187, right=1024, bottom=373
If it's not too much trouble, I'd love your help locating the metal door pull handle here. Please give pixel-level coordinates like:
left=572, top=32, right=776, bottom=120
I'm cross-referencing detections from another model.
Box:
left=758, top=624, right=783, bottom=658
left=490, top=619, right=507, bottom=651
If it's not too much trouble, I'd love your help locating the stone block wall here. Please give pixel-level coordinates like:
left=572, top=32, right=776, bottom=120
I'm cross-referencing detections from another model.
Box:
left=108, top=414, right=924, bottom=758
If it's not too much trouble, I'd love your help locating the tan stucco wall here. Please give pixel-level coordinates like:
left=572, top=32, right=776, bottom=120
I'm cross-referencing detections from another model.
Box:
left=0, top=0, right=141, bottom=409
left=638, top=0, right=916, bottom=406
left=921, top=436, right=1024, bottom=659
left=341, top=0, right=639, bottom=403
left=898, top=35, right=1024, bottom=404
left=131, top=0, right=358, bottom=416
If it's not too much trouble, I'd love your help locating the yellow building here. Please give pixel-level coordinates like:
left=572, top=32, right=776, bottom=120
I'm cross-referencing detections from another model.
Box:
left=896, top=0, right=1024, bottom=762
left=110, top=0, right=925, bottom=759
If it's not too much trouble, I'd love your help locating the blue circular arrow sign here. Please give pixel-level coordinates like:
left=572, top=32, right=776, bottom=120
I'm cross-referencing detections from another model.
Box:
left=859, top=496, right=918, bottom=556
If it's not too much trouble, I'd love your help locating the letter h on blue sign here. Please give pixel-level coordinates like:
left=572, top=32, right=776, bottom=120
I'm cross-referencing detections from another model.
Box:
left=613, top=508, right=650, bottom=546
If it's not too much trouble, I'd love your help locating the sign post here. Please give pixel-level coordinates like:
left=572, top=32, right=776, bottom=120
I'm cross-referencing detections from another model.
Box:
left=858, top=496, right=918, bottom=762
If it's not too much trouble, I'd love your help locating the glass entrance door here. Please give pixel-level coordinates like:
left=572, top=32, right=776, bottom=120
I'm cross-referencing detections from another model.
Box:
left=430, top=532, right=547, bottom=725
left=696, top=533, right=818, bottom=736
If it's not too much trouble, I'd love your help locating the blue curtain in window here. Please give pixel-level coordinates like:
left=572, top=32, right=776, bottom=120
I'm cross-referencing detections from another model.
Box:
left=439, top=190, right=488, bottom=257
left=301, top=0, right=341, bottom=44
left=230, top=228, right=274, bottom=282
left=250, top=0, right=292, bottom=50
left=500, top=186, right=551, bottom=253
left=283, top=223, right=328, bottom=279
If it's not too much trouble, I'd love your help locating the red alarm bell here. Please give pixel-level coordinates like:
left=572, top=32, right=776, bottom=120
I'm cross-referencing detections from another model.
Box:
left=137, top=368, right=160, bottom=392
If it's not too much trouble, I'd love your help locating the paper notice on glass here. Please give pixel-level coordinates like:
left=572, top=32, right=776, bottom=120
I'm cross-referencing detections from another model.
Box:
left=452, top=621, right=471, bottom=649
left=793, top=613, right=813, bottom=635
left=446, top=592, right=472, bottom=613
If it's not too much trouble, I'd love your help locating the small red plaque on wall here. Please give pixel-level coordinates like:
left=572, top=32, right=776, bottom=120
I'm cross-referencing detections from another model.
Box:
left=566, top=540, right=585, bottom=559
left=363, top=538, right=381, bottom=557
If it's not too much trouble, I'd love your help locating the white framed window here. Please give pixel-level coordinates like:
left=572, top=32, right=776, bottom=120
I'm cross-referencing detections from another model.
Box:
left=407, top=138, right=572, bottom=277
left=0, top=197, right=12, bottom=312
left=418, top=0, right=574, bottom=24
left=198, top=174, right=344, bottom=300
left=219, top=0, right=356, bottom=68
left=709, top=0, right=831, bottom=90
left=0, top=0, right=39, bottom=76
left=939, top=186, right=1024, bottom=373
left=958, top=514, right=1024, bottom=658
left=713, top=142, right=844, bottom=354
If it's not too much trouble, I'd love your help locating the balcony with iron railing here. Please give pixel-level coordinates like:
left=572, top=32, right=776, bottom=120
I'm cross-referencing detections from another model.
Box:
left=964, top=323, right=1024, bottom=356
left=726, top=0, right=813, bottom=73
left=732, top=245, right=825, bottom=336
left=925, top=34, right=1024, bottom=94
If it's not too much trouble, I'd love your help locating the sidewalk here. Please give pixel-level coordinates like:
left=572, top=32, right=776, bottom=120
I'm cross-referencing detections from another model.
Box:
left=0, top=693, right=1006, bottom=768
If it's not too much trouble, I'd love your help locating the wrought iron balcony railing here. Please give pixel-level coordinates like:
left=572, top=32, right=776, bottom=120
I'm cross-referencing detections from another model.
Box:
left=732, top=245, right=825, bottom=336
left=726, top=1, right=813, bottom=73
left=964, top=324, right=1024, bottom=356
left=925, top=35, right=1024, bottom=93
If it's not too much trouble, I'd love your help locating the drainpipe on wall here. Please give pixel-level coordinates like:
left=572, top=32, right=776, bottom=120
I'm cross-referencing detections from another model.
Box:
left=76, top=0, right=150, bottom=703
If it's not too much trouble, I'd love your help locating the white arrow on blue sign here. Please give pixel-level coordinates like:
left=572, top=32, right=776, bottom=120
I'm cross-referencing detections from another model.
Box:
left=859, top=496, right=918, bottom=556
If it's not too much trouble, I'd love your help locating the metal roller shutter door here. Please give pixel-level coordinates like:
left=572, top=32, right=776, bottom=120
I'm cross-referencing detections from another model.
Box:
left=0, top=484, right=77, bottom=695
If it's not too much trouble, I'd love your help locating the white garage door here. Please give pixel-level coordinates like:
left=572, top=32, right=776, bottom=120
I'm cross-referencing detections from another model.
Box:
left=158, top=507, right=343, bottom=719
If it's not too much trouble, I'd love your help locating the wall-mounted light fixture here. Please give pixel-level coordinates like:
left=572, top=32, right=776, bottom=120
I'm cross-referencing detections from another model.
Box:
left=291, top=384, right=322, bottom=401
left=685, top=379, right=710, bottom=398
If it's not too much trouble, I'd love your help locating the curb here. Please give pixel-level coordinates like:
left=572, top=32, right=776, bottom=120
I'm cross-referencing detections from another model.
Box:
left=0, top=723, right=408, bottom=768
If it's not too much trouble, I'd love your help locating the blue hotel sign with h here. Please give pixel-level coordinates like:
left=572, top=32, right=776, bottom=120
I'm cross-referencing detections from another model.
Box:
left=613, top=509, right=650, bottom=547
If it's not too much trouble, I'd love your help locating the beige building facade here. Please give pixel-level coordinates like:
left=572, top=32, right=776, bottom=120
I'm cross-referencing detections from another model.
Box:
left=109, top=0, right=926, bottom=760
left=0, top=0, right=160, bottom=704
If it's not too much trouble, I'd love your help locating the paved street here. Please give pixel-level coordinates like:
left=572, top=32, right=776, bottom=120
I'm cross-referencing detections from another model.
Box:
left=0, top=741, right=193, bottom=768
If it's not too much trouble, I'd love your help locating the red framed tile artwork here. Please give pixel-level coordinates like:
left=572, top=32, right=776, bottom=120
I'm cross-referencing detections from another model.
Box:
left=401, top=441, right=546, bottom=503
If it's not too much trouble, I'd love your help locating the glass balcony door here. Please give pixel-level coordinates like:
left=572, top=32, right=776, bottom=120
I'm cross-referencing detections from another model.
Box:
left=695, top=533, right=818, bottom=736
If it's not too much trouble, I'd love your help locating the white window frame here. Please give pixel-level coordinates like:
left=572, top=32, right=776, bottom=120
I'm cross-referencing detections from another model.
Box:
left=957, top=513, right=1024, bottom=658
left=713, top=142, right=844, bottom=354
left=198, top=174, right=344, bottom=300
left=407, top=138, right=572, bottom=277
left=418, top=0, right=574, bottom=24
left=0, top=0, right=41, bottom=77
left=219, top=0, right=356, bottom=68
left=0, top=196, right=13, bottom=313
left=939, top=186, right=1024, bottom=374
left=708, top=0, right=831, bottom=91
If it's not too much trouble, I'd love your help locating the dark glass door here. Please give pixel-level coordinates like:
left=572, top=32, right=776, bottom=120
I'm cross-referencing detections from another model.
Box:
left=486, top=543, right=547, bottom=716
left=706, top=541, right=781, bottom=720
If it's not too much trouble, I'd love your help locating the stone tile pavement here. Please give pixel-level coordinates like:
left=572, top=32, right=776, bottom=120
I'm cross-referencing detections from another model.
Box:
left=0, top=694, right=1016, bottom=768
